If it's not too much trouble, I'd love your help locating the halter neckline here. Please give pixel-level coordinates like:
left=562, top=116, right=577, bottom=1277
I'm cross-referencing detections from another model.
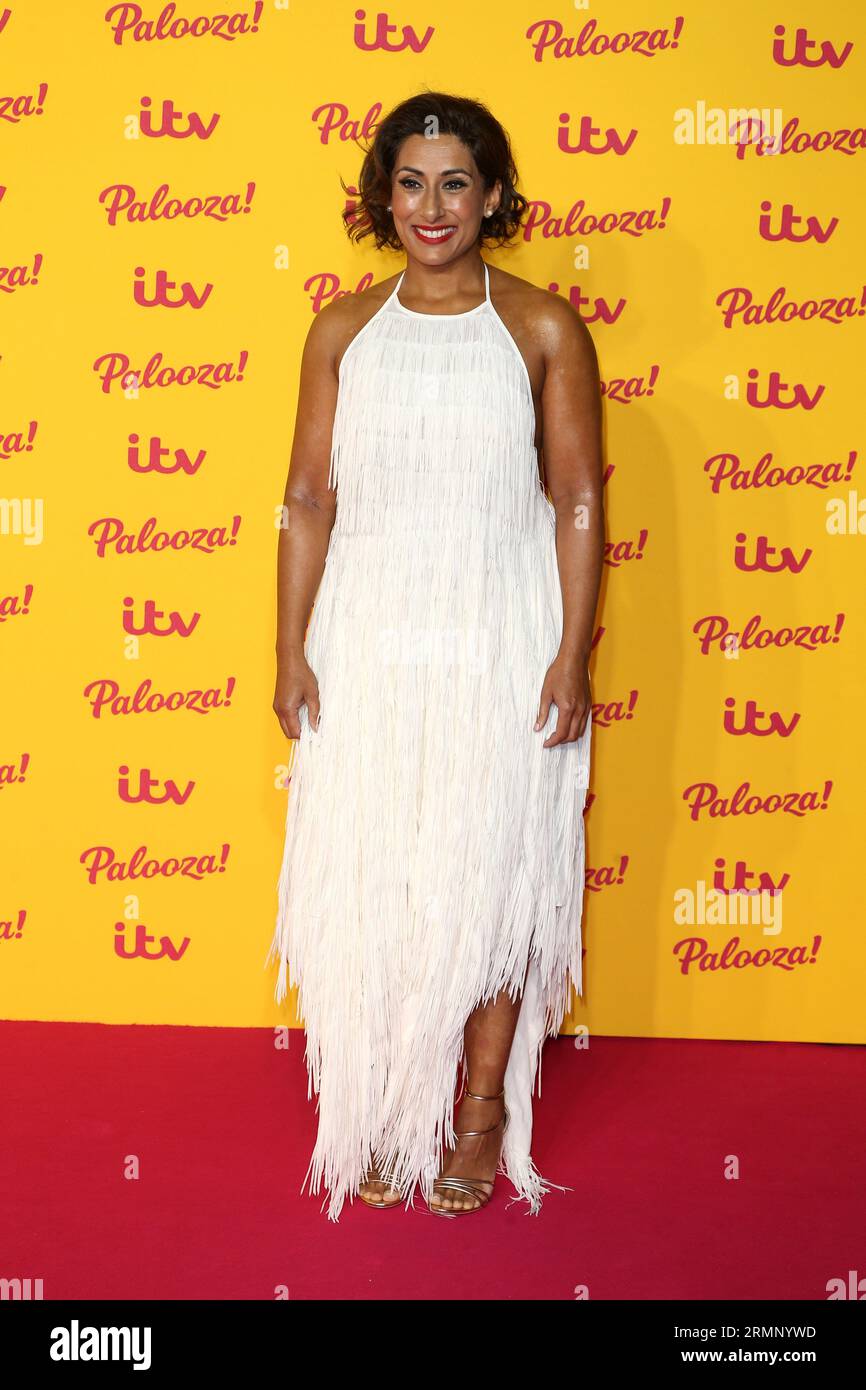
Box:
left=392, top=260, right=490, bottom=319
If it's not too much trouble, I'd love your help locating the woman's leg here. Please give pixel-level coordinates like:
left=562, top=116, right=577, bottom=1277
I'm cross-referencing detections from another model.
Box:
left=360, top=978, right=526, bottom=1210
left=430, top=984, right=525, bottom=1212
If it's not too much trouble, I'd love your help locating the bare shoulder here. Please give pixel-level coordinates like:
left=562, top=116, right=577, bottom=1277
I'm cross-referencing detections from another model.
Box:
left=301, top=271, right=401, bottom=377
left=488, top=263, right=598, bottom=375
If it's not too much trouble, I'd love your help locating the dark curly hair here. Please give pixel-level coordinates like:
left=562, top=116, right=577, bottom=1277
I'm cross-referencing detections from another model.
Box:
left=340, top=89, right=528, bottom=251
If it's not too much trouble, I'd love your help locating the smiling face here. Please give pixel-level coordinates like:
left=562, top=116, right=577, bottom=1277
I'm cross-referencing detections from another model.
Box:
left=389, top=132, right=501, bottom=261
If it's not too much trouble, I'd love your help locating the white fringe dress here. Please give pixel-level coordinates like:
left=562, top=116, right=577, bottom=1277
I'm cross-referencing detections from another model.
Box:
left=266, top=258, right=592, bottom=1221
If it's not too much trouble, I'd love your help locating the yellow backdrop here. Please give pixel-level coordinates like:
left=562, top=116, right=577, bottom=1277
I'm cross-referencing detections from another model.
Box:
left=1, top=0, right=862, bottom=1042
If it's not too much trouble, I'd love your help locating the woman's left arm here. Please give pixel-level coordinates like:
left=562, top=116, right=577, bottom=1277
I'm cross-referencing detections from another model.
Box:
left=534, top=300, right=605, bottom=747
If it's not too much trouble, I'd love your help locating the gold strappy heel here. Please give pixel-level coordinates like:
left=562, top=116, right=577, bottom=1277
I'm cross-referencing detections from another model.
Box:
left=358, top=1165, right=404, bottom=1210
left=429, top=1086, right=510, bottom=1216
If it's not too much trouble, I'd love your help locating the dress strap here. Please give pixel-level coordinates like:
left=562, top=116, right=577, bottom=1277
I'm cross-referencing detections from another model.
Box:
left=390, top=261, right=489, bottom=313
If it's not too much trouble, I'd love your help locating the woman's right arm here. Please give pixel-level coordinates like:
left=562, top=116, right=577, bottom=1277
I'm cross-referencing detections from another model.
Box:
left=273, top=306, right=343, bottom=740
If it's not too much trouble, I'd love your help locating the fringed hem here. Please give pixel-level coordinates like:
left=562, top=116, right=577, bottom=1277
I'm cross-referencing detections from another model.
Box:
left=503, top=1154, right=573, bottom=1215
left=265, top=933, right=585, bottom=1224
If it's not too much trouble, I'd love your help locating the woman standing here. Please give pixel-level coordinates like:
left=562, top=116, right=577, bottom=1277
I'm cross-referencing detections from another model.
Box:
left=267, top=91, right=603, bottom=1220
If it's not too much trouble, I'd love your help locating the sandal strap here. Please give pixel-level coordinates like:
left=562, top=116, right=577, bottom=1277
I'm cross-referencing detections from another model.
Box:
left=454, top=1113, right=506, bottom=1138
left=359, top=1168, right=404, bottom=1207
left=455, top=1089, right=508, bottom=1138
left=433, top=1176, right=493, bottom=1205
left=363, top=1167, right=402, bottom=1190
left=432, top=1092, right=508, bottom=1210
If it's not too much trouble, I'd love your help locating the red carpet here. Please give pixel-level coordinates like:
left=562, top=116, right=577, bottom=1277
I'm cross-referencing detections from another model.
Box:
left=1, top=1021, right=861, bottom=1300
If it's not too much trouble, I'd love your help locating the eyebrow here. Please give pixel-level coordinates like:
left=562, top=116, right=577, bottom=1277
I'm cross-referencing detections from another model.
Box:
left=395, top=166, right=474, bottom=177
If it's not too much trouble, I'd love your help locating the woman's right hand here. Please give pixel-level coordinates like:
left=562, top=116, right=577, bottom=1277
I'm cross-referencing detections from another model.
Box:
left=273, top=650, right=321, bottom=740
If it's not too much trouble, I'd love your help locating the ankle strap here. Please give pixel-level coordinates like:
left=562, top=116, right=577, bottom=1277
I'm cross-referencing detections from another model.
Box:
left=464, top=1086, right=504, bottom=1102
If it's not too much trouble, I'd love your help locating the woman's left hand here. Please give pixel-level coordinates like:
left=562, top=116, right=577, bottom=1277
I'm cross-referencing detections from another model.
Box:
left=534, top=650, right=591, bottom=747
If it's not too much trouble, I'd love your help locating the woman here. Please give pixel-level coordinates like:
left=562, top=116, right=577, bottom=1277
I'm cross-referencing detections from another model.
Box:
left=266, top=91, right=603, bottom=1221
